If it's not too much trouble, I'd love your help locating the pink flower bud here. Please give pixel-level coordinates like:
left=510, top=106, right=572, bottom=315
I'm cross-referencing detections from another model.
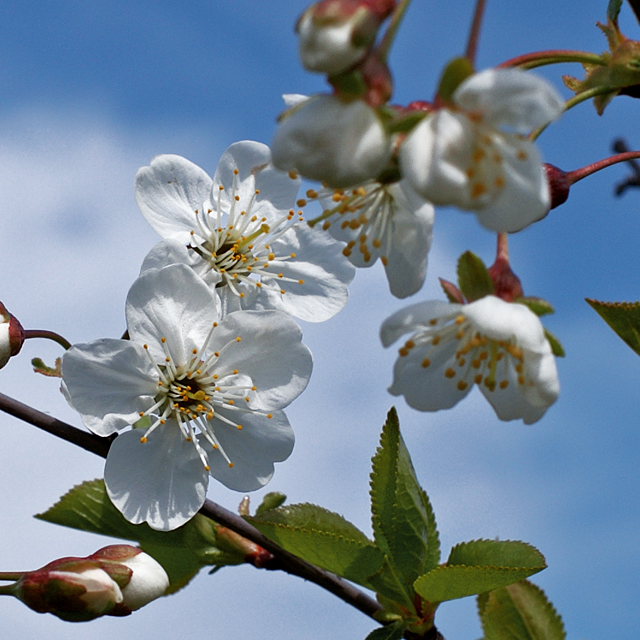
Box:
left=0, top=302, right=25, bottom=369
left=9, top=545, right=168, bottom=622
left=297, top=0, right=395, bottom=75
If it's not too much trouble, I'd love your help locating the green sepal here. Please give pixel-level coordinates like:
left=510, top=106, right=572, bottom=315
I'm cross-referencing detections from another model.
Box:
left=562, top=19, right=640, bottom=114
left=31, top=357, right=62, bottom=378
left=544, top=329, right=565, bottom=357
left=437, top=57, right=475, bottom=105
left=247, top=503, right=384, bottom=588
left=370, top=408, right=440, bottom=588
left=365, top=620, right=406, bottom=640
left=384, top=109, right=429, bottom=135
left=477, top=579, right=566, bottom=640
left=608, top=0, right=623, bottom=24
left=329, top=70, right=368, bottom=100
left=586, top=298, right=640, bottom=357
left=255, top=492, right=287, bottom=515
left=447, top=539, right=546, bottom=570
left=35, top=479, right=247, bottom=593
left=457, top=251, right=494, bottom=302
left=515, top=297, right=554, bottom=317
left=440, top=278, right=465, bottom=304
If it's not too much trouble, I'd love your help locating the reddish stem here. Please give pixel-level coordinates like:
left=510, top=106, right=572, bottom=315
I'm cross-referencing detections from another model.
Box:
left=566, top=151, right=640, bottom=184
left=465, top=0, right=487, bottom=65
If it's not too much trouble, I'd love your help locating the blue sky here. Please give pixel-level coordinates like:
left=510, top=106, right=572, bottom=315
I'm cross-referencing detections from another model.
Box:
left=1, top=1, right=640, bottom=638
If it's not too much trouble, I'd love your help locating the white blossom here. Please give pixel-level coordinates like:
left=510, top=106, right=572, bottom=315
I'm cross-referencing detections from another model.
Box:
left=136, top=141, right=354, bottom=322
left=305, top=178, right=434, bottom=298
left=271, top=94, right=392, bottom=188
left=400, top=68, right=564, bottom=232
left=62, top=264, right=312, bottom=530
left=381, top=295, right=559, bottom=423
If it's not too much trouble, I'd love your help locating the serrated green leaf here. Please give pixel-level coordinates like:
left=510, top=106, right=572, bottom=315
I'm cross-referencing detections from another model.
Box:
left=586, top=298, right=640, bottom=357
left=608, top=0, right=623, bottom=23
left=478, top=580, right=566, bottom=640
left=457, top=252, right=494, bottom=302
left=544, top=329, right=565, bottom=357
left=247, top=504, right=384, bottom=587
left=515, top=297, right=554, bottom=316
left=255, top=492, right=287, bottom=515
left=367, top=557, right=416, bottom=608
left=437, top=57, right=475, bottom=104
left=370, top=409, right=440, bottom=588
left=447, top=540, right=546, bottom=570
left=414, top=564, right=545, bottom=604
left=35, top=479, right=244, bottom=592
left=365, top=620, right=405, bottom=640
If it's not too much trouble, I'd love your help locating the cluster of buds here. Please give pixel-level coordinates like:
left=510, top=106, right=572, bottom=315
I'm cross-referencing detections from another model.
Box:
left=1, top=545, right=169, bottom=622
left=0, top=302, right=24, bottom=369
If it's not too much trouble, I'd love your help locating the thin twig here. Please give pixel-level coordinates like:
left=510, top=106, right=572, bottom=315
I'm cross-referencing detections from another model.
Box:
left=464, top=0, right=487, bottom=65
left=0, top=392, right=384, bottom=621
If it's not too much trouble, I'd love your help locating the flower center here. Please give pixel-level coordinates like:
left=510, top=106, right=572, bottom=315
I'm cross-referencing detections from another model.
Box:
left=304, top=181, right=396, bottom=266
left=137, top=327, right=273, bottom=471
left=398, top=314, right=533, bottom=393
left=187, top=168, right=305, bottom=298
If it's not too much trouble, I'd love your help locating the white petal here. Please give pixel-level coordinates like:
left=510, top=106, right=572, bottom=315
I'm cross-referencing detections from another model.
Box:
left=105, top=424, right=208, bottom=531
left=383, top=181, right=435, bottom=298
left=126, top=264, right=219, bottom=367
left=400, top=111, right=476, bottom=207
left=210, top=310, right=313, bottom=410
left=61, top=339, right=158, bottom=436
left=201, top=408, right=294, bottom=491
left=473, top=136, right=550, bottom=232
left=388, top=337, right=472, bottom=411
left=256, top=224, right=354, bottom=322
left=135, top=155, right=212, bottom=241
left=213, top=141, right=300, bottom=219
left=380, top=300, right=461, bottom=347
left=272, top=95, right=392, bottom=188
left=454, top=68, right=564, bottom=132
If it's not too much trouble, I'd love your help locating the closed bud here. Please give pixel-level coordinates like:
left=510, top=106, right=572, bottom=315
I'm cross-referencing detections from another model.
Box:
left=544, top=163, right=570, bottom=210
left=297, top=0, right=395, bottom=75
left=6, top=545, right=168, bottom=622
left=0, top=302, right=25, bottom=369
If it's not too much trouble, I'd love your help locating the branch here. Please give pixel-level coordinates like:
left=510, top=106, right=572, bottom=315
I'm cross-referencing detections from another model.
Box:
left=0, top=392, right=384, bottom=621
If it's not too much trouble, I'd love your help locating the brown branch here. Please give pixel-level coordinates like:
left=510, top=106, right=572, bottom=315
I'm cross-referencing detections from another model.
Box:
left=0, top=392, right=384, bottom=621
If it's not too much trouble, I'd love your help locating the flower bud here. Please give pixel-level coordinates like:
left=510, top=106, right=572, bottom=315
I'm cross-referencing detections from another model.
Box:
left=272, top=94, right=392, bottom=187
left=0, top=302, right=24, bottom=369
left=9, top=545, right=168, bottom=622
left=297, top=0, right=395, bottom=75
left=544, top=163, right=570, bottom=210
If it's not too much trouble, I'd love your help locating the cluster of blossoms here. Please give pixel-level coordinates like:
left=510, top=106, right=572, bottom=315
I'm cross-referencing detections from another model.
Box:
left=49, top=0, right=570, bottom=559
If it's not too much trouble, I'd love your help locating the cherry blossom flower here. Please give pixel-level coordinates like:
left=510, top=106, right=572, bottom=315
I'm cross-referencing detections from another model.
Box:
left=381, top=295, right=559, bottom=423
left=271, top=94, right=392, bottom=188
left=136, top=140, right=354, bottom=322
left=400, top=68, right=564, bottom=232
left=304, top=178, right=434, bottom=298
left=62, top=264, right=312, bottom=531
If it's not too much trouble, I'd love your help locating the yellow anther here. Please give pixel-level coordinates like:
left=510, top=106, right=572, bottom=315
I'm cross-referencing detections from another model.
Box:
left=161, top=337, right=167, bottom=343
left=381, top=256, right=388, bottom=266
left=237, top=424, right=243, bottom=430
left=233, top=369, right=238, bottom=374
left=457, top=380, right=468, bottom=391
left=288, top=170, right=298, bottom=179
left=298, top=279, right=304, bottom=285
left=455, top=315, right=465, bottom=324
left=445, top=368, right=456, bottom=378
left=421, top=358, right=431, bottom=368
left=267, top=413, right=273, bottom=419
left=296, top=199, right=307, bottom=207
left=405, top=339, right=415, bottom=349
left=456, top=329, right=465, bottom=339
left=499, top=380, right=509, bottom=389
left=140, top=437, right=148, bottom=444
left=517, top=150, right=527, bottom=161
left=474, top=373, right=483, bottom=384
left=398, top=347, right=409, bottom=357
left=518, top=375, right=526, bottom=385
left=322, top=221, right=331, bottom=230
left=234, top=195, right=240, bottom=201
left=205, top=465, right=211, bottom=471
left=429, top=319, right=438, bottom=326
left=372, top=238, right=382, bottom=248
left=280, top=289, right=286, bottom=294
left=471, top=182, right=487, bottom=198
left=236, top=336, right=242, bottom=342
left=139, top=411, right=144, bottom=417
left=228, top=462, right=234, bottom=468
left=432, top=335, right=441, bottom=346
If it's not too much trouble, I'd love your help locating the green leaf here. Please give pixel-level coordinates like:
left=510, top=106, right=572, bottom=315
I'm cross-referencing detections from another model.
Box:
left=36, top=479, right=246, bottom=592
left=367, top=557, right=416, bottom=609
left=447, top=539, right=546, bottom=570
left=440, top=278, right=465, bottom=304
left=586, top=298, right=640, bottom=357
left=544, top=329, right=565, bottom=357
left=365, top=620, right=405, bottom=640
left=607, top=0, right=623, bottom=24
left=437, top=57, right=475, bottom=104
left=370, top=408, right=440, bottom=588
left=515, top=297, right=554, bottom=317
left=255, top=492, right=287, bottom=515
left=414, top=564, right=545, bottom=604
left=247, top=504, right=384, bottom=587
left=457, top=251, right=494, bottom=302
left=478, top=580, right=566, bottom=640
